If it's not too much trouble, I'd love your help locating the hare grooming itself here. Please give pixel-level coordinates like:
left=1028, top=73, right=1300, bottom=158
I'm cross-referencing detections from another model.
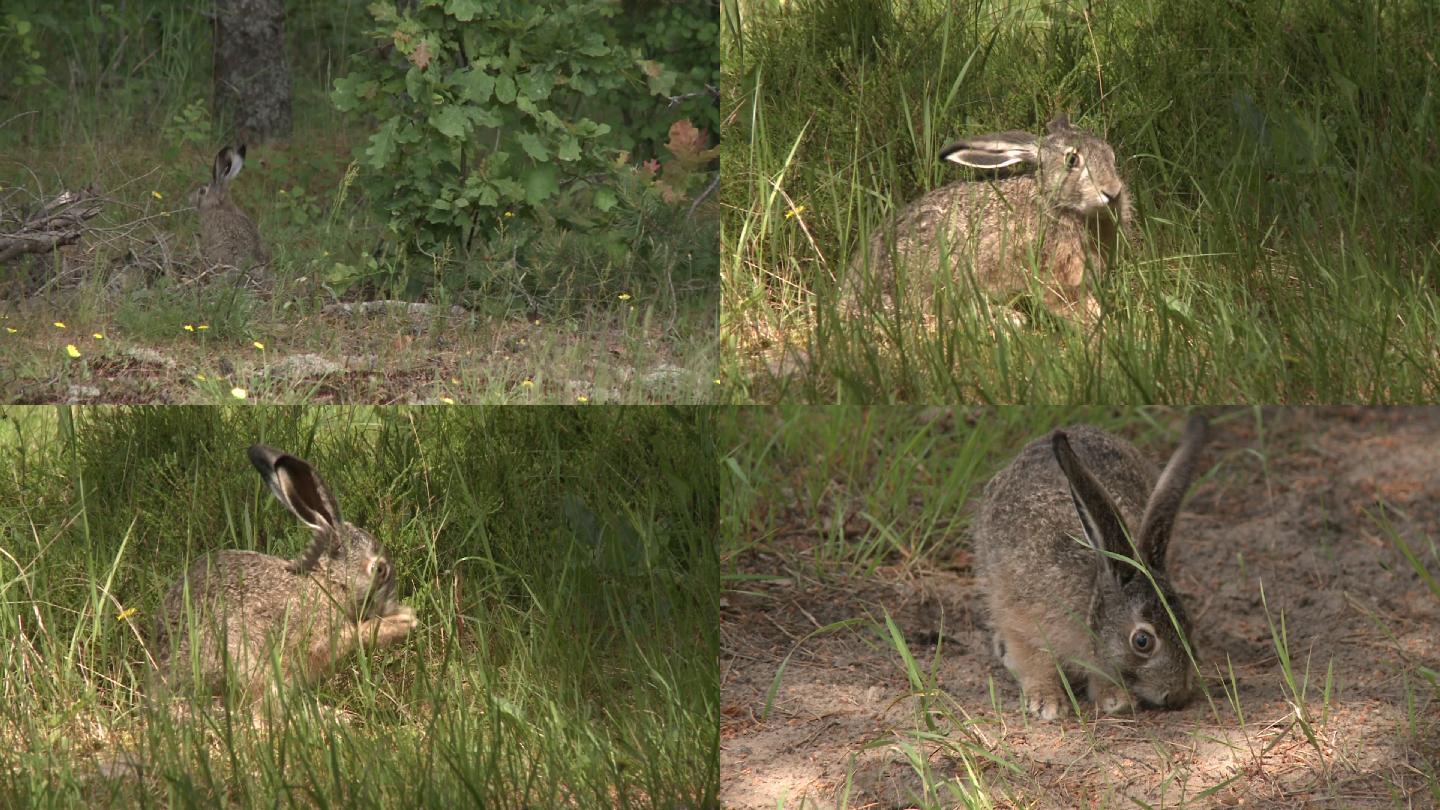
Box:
left=152, top=445, right=416, bottom=709
left=974, top=415, right=1207, bottom=720
left=849, top=113, right=1133, bottom=323
left=189, top=145, right=270, bottom=269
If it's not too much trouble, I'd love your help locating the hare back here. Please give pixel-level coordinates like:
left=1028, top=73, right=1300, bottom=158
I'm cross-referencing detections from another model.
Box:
left=155, top=550, right=348, bottom=694
left=974, top=427, right=1158, bottom=620
left=850, top=175, right=1110, bottom=317
left=199, top=209, right=268, bottom=268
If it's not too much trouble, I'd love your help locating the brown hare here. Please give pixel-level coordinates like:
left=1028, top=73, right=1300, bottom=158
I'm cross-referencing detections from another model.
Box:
left=973, top=415, right=1207, bottom=720
left=847, top=113, right=1133, bottom=324
left=189, top=145, right=270, bottom=270
left=152, top=445, right=416, bottom=711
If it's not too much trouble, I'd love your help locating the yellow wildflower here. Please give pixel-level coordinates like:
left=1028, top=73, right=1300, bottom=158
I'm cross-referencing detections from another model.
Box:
left=65, top=344, right=81, bottom=358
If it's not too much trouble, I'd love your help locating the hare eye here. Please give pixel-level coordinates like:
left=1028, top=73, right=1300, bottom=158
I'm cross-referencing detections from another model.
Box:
left=1065, top=150, right=1080, bottom=169
left=1130, top=628, right=1154, bottom=656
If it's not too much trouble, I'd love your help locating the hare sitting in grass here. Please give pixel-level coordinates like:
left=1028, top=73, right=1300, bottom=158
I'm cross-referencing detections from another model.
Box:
left=973, top=415, right=1207, bottom=720
left=847, top=113, right=1133, bottom=324
left=189, top=145, right=270, bottom=270
left=152, top=445, right=416, bottom=711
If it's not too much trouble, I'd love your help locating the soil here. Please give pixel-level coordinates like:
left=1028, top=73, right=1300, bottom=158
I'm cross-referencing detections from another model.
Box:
left=0, top=307, right=713, bottom=404
left=721, top=408, right=1440, bottom=808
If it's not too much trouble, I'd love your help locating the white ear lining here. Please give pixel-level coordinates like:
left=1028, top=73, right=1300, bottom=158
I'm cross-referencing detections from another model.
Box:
left=944, top=151, right=1028, bottom=169
left=273, top=469, right=333, bottom=534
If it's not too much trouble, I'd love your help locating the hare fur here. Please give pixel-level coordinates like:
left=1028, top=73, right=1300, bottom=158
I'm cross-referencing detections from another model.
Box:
left=973, top=416, right=1207, bottom=720
left=848, top=113, right=1133, bottom=324
left=189, top=144, right=270, bottom=270
left=152, top=445, right=415, bottom=710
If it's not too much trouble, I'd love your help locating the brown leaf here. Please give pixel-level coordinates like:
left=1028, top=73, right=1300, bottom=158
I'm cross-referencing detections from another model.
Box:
left=410, top=39, right=431, bottom=70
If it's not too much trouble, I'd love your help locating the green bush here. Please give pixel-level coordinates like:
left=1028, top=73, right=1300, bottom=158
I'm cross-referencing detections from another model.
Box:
left=331, top=1, right=629, bottom=256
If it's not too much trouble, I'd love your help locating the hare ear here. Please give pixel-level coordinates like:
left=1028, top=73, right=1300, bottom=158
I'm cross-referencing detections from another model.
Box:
left=939, top=132, right=1039, bottom=169
left=249, top=444, right=343, bottom=532
left=1047, top=113, right=1073, bottom=133
left=1136, top=414, right=1208, bottom=571
left=1052, top=431, right=1136, bottom=583
left=214, top=146, right=244, bottom=183
left=249, top=445, right=345, bottom=572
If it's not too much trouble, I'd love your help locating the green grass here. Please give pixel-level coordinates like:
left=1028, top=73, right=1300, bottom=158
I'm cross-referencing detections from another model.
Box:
left=0, top=405, right=719, bottom=807
left=0, top=2, right=719, bottom=403
left=720, top=0, right=1440, bottom=403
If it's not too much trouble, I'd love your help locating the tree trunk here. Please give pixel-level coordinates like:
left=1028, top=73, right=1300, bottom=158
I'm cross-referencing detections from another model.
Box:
left=213, top=0, right=292, bottom=144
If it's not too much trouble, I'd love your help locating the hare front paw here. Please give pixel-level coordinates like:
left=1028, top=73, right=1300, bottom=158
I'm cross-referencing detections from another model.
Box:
left=364, top=604, right=418, bottom=648
left=1090, top=679, right=1134, bottom=716
left=385, top=604, right=418, bottom=633
left=1024, top=691, right=1065, bottom=721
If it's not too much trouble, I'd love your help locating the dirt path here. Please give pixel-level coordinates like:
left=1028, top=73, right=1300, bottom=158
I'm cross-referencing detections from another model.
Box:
left=721, top=409, right=1440, bottom=807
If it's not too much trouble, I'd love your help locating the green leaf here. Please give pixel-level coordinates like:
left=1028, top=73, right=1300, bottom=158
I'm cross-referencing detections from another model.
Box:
left=522, top=164, right=561, bottom=205
left=495, top=75, right=517, bottom=104
left=557, top=136, right=581, bottom=162
left=446, top=0, right=485, bottom=22
left=593, top=187, right=617, bottom=212
left=331, top=74, right=374, bottom=111
left=366, top=118, right=402, bottom=169
left=430, top=105, right=470, bottom=140
left=455, top=67, right=494, bottom=103
left=516, top=132, right=550, bottom=161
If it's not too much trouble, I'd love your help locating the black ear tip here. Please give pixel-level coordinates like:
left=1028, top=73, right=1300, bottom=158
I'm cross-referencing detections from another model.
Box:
left=1051, top=430, right=1072, bottom=459
left=1186, top=412, right=1209, bottom=443
left=248, top=444, right=280, bottom=473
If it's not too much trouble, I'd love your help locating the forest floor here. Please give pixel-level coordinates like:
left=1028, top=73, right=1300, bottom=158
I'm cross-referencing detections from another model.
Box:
left=721, top=408, right=1440, bottom=807
left=0, top=286, right=717, bottom=404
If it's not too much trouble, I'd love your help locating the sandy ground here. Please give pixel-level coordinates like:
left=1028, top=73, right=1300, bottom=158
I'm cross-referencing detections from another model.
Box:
left=721, top=408, right=1440, bottom=807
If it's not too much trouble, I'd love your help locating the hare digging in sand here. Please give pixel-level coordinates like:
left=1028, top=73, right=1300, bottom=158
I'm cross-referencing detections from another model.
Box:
left=973, top=415, right=1208, bottom=720
left=189, top=145, right=270, bottom=271
left=151, top=445, right=417, bottom=713
left=847, top=113, right=1134, bottom=325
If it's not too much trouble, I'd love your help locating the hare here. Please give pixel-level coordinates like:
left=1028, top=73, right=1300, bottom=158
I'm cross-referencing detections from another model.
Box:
left=973, top=415, right=1207, bottom=720
left=189, top=145, right=270, bottom=270
left=152, top=445, right=416, bottom=711
left=846, top=113, right=1133, bottom=324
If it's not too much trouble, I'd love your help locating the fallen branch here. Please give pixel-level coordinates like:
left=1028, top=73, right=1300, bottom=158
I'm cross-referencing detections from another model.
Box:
left=0, top=184, right=106, bottom=263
